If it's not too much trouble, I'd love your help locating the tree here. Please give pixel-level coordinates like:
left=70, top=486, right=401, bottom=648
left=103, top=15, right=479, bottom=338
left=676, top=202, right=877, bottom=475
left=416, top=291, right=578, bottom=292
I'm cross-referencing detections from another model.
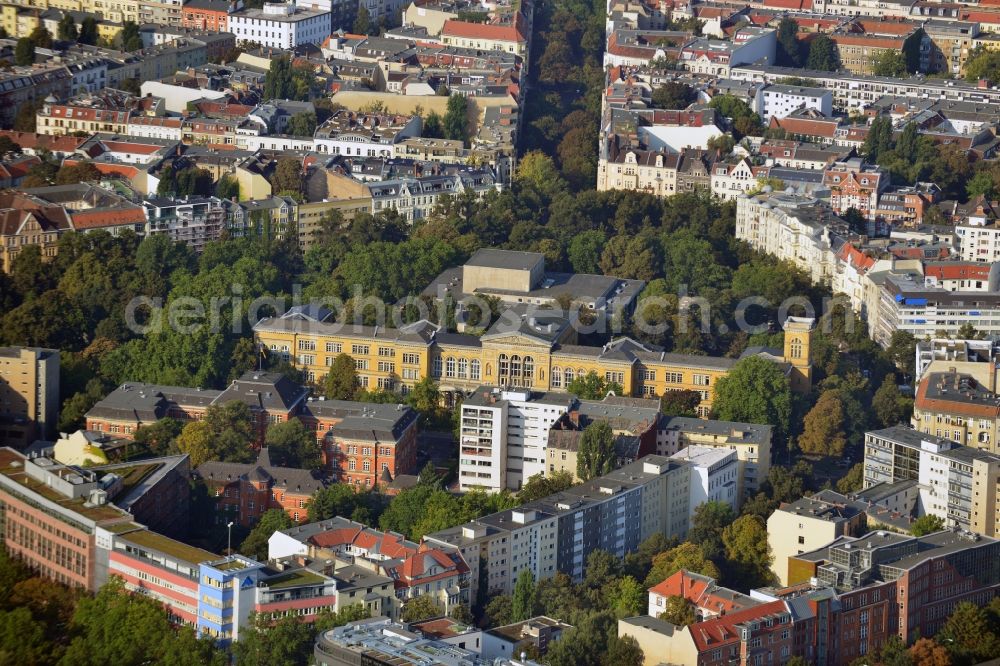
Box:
left=0, top=136, right=21, bottom=156
left=863, top=116, right=895, bottom=163
left=443, top=94, right=468, bottom=144
left=938, top=601, right=1000, bottom=665
left=909, top=638, right=952, bottom=666
left=287, top=111, right=317, bottom=137
left=721, top=514, right=775, bottom=589
left=174, top=420, right=214, bottom=468
left=910, top=514, right=945, bottom=537
left=608, top=576, right=646, bottom=618
left=511, top=569, right=538, bottom=622
left=660, top=595, right=697, bottom=626
left=517, top=470, right=575, bottom=503
left=659, top=389, right=700, bottom=417
left=55, top=163, right=101, bottom=185
left=205, top=401, right=256, bottom=463
left=269, top=158, right=302, bottom=196
left=484, top=594, right=512, bottom=627
left=14, top=38, right=34, bottom=66
left=887, top=330, right=917, bottom=378
left=449, top=604, right=474, bottom=624
left=314, top=604, right=369, bottom=633
left=707, top=134, right=736, bottom=155
left=687, top=501, right=735, bottom=562
left=324, top=353, right=358, bottom=399
left=567, top=371, right=622, bottom=400
left=873, top=376, right=909, bottom=427
left=401, top=595, right=443, bottom=622
left=423, top=111, right=444, bottom=138
left=798, top=390, right=847, bottom=457
left=577, top=421, right=615, bottom=481
left=836, top=462, right=864, bottom=494
left=133, top=418, right=183, bottom=456
left=644, top=541, right=722, bottom=587
left=776, top=17, right=802, bottom=68
left=652, top=81, right=694, bottom=110
left=29, top=25, right=52, bottom=49
left=806, top=34, right=839, bottom=71
left=61, top=577, right=224, bottom=666
left=78, top=17, right=98, bottom=45
left=232, top=614, right=313, bottom=666
left=57, top=14, right=78, bottom=42
left=967, top=171, right=997, bottom=201
left=353, top=6, right=372, bottom=35
left=871, top=50, right=907, bottom=77
left=265, top=418, right=322, bottom=469
left=711, top=356, right=792, bottom=440
left=567, top=230, right=605, bottom=274
left=216, top=175, right=240, bottom=200
left=120, top=21, right=142, bottom=51
left=264, top=55, right=295, bottom=100
left=239, top=508, right=293, bottom=560
left=307, top=484, right=372, bottom=522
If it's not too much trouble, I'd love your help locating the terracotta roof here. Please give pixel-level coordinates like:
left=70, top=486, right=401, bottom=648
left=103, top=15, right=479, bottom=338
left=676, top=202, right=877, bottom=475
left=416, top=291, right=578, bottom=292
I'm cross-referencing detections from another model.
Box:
left=101, top=141, right=163, bottom=155
left=914, top=373, right=1000, bottom=419
left=69, top=207, right=147, bottom=230
left=0, top=130, right=89, bottom=153
left=837, top=243, right=877, bottom=273
left=924, top=263, right=993, bottom=282
left=689, top=600, right=788, bottom=652
left=442, top=14, right=527, bottom=43
left=771, top=116, right=839, bottom=138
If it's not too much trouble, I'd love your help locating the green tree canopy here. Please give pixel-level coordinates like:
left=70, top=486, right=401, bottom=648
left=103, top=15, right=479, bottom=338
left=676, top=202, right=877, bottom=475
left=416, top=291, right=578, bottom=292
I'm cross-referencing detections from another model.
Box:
left=806, top=34, right=839, bottom=71
left=324, top=353, right=358, bottom=399
left=264, top=417, right=322, bottom=469
left=798, top=389, right=847, bottom=457
left=710, top=356, right=792, bottom=440
left=567, top=371, right=623, bottom=400
left=239, top=508, right=294, bottom=560
left=577, top=421, right=616, bottom=481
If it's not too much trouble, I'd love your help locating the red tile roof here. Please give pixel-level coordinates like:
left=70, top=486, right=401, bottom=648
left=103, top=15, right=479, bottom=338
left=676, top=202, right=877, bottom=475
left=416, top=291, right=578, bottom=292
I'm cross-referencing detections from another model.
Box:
left=0, top=130, right=89, bottom=153
left=924, top=263, right=992, bottom=282
left=69, top=207, right=146, bottom=230
left=689, top=600, right=788, bottom=652
left=442, top=14, right=527, bottom=43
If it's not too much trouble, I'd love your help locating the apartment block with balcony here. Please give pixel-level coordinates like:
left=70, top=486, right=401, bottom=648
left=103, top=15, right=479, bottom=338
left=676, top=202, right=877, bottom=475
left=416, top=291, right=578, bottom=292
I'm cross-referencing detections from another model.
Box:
left=863, top=425, right=1000, bottom=537
left=426, top=455, right=691, bottom=595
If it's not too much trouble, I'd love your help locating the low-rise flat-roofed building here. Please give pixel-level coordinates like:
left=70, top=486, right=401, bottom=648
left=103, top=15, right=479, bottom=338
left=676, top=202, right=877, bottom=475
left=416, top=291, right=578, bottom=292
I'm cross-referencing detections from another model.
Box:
left=0, top=448, right=136, bottom=589
left=789, top=530, right=1000, bottom=662
left=669, top=445, right=739, bottom=517
left=656, top=416, right=772, bottom=498
left=767, top=489, right=868, bottom=586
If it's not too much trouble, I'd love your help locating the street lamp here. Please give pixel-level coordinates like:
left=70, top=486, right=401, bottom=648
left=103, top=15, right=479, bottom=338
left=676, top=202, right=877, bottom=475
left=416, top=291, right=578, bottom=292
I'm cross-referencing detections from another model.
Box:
left=227, top=521, right=234, bottom=556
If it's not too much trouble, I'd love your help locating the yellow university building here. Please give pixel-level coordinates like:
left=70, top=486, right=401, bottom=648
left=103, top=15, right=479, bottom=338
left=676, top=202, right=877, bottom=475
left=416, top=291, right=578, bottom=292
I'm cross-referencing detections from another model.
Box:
left=252, top=250, right=814, bottom=412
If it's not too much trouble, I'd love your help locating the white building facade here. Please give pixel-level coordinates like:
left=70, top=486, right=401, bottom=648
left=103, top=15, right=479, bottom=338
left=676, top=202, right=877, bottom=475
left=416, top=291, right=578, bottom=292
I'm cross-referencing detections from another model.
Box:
left=229, top=3, right=331, bottom=49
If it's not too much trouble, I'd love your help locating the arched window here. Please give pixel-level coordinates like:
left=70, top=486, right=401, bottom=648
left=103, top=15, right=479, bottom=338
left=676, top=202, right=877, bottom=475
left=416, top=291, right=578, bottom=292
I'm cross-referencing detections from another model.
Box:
left=458, top=358, right=468, bottom=378
left=564, top=368, right=574, bottom=384
left=790, top=339, right=802, bottom=359
left=470, top=359, right=481, bottom=380
left=523, top=356, right=534, bottom=381
left=552, top=367, right=562, bottom=388
left=446, top=357, right=456, bottom=378
left=510, top=356, right=521, bottom=387
left=498, top=354, right=509, bottom=378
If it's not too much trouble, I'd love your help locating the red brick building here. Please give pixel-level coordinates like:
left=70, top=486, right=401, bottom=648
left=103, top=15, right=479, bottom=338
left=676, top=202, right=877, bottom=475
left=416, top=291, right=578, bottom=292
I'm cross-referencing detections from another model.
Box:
left=300, top=400, right=419, bottom=489
left=85, top=371, right=310, bottom=446
left=195, top=447, right=328, bottom=526
left=181, top=0, right=230, bottom=32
